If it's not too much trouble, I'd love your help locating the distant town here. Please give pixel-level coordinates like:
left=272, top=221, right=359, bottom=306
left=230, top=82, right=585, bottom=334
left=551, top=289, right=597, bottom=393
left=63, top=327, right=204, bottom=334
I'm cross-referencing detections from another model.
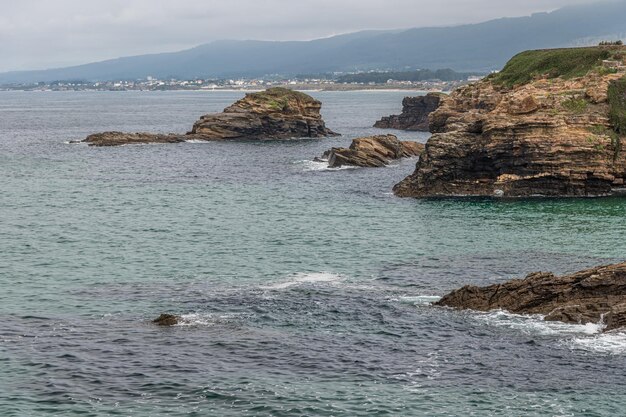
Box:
left=0, top=72, right=485, bottom=92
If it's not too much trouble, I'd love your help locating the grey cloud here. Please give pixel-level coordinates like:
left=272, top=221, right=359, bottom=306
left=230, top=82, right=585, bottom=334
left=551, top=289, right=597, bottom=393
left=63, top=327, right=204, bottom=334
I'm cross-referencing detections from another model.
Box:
left=0, top=0, right=600, bottom=72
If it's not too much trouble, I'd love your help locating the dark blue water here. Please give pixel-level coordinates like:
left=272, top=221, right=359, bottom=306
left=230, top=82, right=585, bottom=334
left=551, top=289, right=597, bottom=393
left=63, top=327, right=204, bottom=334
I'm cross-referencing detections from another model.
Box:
left=1, top=90, right=626, bottom=416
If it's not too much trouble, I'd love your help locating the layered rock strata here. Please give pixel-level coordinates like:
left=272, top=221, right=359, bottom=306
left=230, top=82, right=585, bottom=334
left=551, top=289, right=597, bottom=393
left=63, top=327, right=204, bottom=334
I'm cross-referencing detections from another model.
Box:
left=394, top=57, right=626, bottom=197
left=436, top=262, right=626, bottom=332
left=318, top=134, right=424, bottom=168
left=374, top=93, right=444, bottom=131
left=81, top=88, right=338, bottom=146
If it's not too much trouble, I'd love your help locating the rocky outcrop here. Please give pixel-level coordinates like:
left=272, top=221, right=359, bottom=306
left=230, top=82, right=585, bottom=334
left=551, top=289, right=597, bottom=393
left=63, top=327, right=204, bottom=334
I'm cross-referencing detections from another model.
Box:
left=394, top=49, right=626, bottom=198
left=81, top=132, right=186, bottom=147
left=317, top=134, right=424, bottom=168
left=436, top=262, right=626, bottom=332
left=81, top=88, right=338, bottom=146
left=374, top=93, right=444, bottom=131
left=152, top=314, right=180, bottom=326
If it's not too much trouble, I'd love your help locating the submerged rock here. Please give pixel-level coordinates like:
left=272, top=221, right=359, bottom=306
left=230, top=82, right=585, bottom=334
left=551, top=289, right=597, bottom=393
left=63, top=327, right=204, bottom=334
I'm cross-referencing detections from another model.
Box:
left=319, top=134, right=424, bottom=168
left=436, top=262, right=626, bottom=332
left=152, top=314, right=180, bottom=326
left=81, top=88, right=338, bottom=146
left=394, top=47, right=626, bottom=198
left=374, top=93, right=444, bottom=131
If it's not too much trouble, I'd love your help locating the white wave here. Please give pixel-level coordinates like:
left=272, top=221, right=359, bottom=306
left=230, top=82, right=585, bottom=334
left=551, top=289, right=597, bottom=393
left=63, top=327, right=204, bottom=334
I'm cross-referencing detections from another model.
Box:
left=176, top=312, right=244, bottom=327
left=396, top=295, right=442, bottom=305
left=261, top=272, right=343, bottom=290
left=458, top=309, right=626, bottom=354
left=566, top=331, right=626, bottom=355
left=296, top=160, right=358, bottom=172
left=474, top=310, right=604, bottom=336
left=184, top=139, right=209, bottom=144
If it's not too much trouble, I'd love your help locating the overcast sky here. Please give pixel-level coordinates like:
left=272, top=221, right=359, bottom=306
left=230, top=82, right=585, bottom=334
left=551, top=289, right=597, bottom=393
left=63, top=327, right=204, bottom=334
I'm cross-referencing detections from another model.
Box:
left=0, top=0, right=600, bottom=72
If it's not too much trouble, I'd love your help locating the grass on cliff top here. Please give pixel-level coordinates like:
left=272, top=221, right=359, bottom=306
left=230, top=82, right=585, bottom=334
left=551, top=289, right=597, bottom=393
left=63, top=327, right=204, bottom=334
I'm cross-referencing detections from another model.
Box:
left=248, top=87, right=315, bottom=103
left=491, top=47, right=618, bottom=87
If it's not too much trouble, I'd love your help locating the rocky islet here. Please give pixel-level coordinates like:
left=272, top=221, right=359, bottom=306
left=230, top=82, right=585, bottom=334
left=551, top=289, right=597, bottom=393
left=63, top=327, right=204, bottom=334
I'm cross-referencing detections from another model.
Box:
left=80, top=87, right=338, bottom=146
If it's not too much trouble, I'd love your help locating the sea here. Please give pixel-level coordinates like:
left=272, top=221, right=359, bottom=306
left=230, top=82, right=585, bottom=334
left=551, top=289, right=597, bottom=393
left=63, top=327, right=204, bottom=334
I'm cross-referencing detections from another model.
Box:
left=1, top=90, right=626, bottom=416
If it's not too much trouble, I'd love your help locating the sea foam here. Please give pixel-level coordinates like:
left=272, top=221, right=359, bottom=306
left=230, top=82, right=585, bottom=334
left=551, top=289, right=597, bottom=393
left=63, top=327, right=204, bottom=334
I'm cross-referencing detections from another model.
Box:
left=261, top=272, right=343, bottom=290
left=296, top=160, right=357, bottom=172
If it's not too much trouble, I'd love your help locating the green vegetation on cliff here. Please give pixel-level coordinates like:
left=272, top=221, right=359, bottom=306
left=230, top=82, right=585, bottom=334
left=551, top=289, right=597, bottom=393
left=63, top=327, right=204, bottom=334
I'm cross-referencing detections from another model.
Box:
left=608, top=76, right=626, bottom=158
left=492, top=47, right=616, bottom=87
left=244, top=87, right=316, bottom=111
left=609, top=77, right=626, bottom=134
left=248, top=87, right=313, bottom=103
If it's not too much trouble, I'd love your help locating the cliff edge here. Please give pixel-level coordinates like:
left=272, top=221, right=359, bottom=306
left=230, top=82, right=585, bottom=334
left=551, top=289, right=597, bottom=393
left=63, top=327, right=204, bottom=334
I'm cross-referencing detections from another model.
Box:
left=394, top=47, right=626, bottom=198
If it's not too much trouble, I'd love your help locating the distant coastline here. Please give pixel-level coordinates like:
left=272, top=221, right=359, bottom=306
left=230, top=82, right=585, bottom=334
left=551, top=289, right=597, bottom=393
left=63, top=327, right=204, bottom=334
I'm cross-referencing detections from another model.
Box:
left=0, top=80, right=468, bottom=93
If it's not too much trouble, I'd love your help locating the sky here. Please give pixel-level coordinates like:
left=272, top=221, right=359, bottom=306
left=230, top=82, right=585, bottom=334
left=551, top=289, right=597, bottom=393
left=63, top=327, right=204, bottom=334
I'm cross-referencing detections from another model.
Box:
left=0, top=0, right=600, bottom=72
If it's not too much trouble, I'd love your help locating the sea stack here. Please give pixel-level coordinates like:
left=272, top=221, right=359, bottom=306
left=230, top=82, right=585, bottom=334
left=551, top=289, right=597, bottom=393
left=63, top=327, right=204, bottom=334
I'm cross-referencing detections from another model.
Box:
left=81, top=87, right=338, bottom=146
left=394, top=47, right=626, bottom=198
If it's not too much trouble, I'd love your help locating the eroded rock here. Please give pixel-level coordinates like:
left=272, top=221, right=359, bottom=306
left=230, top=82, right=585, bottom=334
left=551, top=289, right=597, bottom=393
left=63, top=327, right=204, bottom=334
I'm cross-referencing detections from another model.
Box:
left=319, top=134, right=424, bottom=168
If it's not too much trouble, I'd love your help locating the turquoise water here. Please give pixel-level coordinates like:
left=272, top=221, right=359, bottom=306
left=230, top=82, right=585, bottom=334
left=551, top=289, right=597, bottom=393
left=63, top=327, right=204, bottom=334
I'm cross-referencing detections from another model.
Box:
left=1, top=91, right=626, bottom=416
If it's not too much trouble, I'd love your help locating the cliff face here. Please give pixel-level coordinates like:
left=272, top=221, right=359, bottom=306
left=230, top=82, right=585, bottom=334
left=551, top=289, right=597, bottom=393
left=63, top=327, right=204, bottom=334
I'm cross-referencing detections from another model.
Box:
left=394, top=48, right=626, bottom=198
left=374, top=93, right=443, bottom=131
left=82, top=88, right=337, bottom=146
left=436, top=262, right=626, bottom=332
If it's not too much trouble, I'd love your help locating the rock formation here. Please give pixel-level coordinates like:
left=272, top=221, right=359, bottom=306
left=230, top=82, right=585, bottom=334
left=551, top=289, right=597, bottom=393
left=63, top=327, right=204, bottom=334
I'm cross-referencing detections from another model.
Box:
left=394, top=47, right=626, bottom=198
left=374, top=93, right=444, bottom=131
left=81, top=88, right=338, bottom=146
left=81, top=132, right=186, bottom=147
left=435, top=262, right=626, bottom=332
left=317, top=134, right=424, bottom=168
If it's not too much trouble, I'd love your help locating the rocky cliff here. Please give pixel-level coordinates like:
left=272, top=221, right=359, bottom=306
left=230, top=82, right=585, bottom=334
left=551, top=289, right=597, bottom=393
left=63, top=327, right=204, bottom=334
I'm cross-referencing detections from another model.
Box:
left=317, top=135, right=424, bottom=168
left=374, top=93, right=443, bottom=131
left=436, top=262, right=626, bottom=332
left=394, top=47, right=626, bottom=198
left=81, top=88, right=338, bottom=146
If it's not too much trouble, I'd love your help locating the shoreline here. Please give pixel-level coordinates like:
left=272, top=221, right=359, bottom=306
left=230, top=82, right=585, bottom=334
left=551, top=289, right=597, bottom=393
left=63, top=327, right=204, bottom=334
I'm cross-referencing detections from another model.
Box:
left=0, top=87, right=448, bottom=93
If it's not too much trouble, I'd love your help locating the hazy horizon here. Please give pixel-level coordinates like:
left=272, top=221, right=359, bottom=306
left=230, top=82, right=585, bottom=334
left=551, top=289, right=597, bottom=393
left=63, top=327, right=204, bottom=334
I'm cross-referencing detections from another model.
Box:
left=1, top=0, right=602, bottom=73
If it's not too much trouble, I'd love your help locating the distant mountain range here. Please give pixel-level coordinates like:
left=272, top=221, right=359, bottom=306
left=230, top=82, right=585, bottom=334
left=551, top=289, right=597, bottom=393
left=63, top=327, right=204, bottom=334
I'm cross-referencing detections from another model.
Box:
left=2, top=1, right=626, bottom=84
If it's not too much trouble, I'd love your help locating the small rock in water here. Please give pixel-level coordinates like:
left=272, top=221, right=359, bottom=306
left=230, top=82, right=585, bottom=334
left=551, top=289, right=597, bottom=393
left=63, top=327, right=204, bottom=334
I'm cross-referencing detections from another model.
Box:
left=152, top=314, right=180, bottom=326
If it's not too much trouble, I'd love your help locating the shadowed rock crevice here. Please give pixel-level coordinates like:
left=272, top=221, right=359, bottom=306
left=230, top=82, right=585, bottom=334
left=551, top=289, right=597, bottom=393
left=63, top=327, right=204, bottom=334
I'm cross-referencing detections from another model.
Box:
left=374, top=93, right=444, bottom=131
